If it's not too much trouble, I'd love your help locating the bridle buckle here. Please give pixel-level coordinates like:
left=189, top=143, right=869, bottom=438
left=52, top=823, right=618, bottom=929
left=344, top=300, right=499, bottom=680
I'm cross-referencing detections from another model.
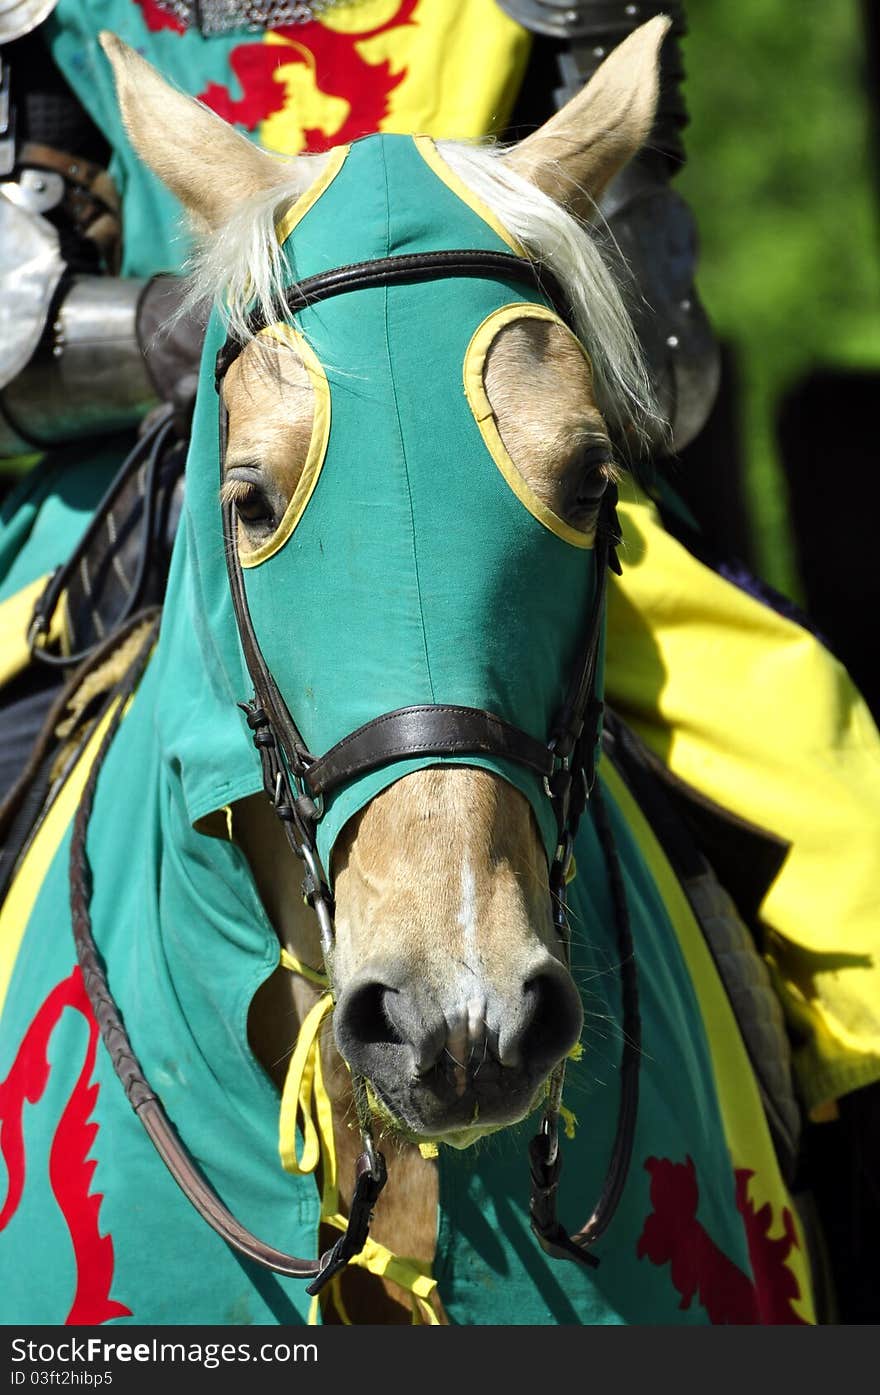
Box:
left=543, top=748, right=571, bottom=802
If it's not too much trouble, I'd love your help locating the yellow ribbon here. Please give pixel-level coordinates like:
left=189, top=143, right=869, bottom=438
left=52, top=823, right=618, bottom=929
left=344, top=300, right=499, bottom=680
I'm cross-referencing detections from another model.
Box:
left=277, top=950, right=336, bottom=1207
left=558, top=1103, right=578, bottom=1140
left=319, top=1217, right=442, bottom=1325
left=277, top=947, right=443, bottom=1325
left=278, top=991, right=337, bottom=1190
left=279, top=946, right=329, bottom=988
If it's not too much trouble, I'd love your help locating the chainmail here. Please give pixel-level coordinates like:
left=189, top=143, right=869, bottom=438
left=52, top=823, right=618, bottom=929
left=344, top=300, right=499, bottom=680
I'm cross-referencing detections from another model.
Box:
left=156, top=0, right=360, bottom=34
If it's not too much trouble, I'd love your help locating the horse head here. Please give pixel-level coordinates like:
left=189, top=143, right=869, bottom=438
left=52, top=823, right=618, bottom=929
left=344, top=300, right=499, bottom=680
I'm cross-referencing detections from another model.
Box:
left=102, top=18, right=665, bottom=1151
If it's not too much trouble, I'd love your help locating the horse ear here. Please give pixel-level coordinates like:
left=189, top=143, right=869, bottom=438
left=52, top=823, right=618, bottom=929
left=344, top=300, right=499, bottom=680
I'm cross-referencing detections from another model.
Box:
left=99, top=31, right=297, bottom=229
left=502, top=15, right=671, bottom=219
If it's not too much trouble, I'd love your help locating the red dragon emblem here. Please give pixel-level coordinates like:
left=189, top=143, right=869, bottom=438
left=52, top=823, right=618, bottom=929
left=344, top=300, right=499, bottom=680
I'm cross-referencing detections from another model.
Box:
left=637, top=1155, right=807, bottom=1324
left=135, top=0, right=420, bottom=151
left=0, top=967, right=131, bottom=1324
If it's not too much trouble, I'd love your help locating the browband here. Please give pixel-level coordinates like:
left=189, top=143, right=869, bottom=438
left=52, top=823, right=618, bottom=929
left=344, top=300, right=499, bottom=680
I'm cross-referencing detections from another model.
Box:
left=214, top=249, right=571, bottom=386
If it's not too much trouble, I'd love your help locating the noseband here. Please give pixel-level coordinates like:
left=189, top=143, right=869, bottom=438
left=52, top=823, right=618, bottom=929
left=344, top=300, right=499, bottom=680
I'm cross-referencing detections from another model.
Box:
left=70, top=248, right=640, bottom=1299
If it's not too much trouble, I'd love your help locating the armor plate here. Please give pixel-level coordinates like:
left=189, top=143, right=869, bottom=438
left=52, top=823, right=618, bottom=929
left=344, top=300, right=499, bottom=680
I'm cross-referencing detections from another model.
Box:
left=0, top=274, right=155, bottom=453
left=0, top=0, right=59, bottom=43
left=0, top=190, right=64, bottom=391
left=495, top=0, right=643, bottom=39
left=599, top=168, right=721, bottom=452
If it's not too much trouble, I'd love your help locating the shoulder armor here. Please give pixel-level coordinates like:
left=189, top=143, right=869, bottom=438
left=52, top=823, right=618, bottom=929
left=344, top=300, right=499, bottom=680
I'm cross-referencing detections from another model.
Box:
left=0, top=190, right=64, bottom=391
left=0, top=0, right=60, bottom=44
left=494, top=0, right=649, bottom=39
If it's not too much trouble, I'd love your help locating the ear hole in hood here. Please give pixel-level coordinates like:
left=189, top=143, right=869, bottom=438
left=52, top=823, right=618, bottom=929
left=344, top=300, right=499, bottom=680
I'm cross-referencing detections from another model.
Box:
left=464, top=303, right=599, bottom=549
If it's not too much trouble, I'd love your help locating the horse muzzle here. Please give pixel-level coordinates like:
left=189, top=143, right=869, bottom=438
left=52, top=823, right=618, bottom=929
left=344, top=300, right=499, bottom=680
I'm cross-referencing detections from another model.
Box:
left=332, top=953, right=584, bottom=1143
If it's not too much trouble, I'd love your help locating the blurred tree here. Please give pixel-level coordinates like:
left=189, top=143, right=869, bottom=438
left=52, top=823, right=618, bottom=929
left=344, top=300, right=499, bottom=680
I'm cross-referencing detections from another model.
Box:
left=677, top=0, right=880, bottom=600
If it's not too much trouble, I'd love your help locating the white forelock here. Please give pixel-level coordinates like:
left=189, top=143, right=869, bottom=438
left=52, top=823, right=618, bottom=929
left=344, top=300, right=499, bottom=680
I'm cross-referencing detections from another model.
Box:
left=184, top=140, right=661, bottom=452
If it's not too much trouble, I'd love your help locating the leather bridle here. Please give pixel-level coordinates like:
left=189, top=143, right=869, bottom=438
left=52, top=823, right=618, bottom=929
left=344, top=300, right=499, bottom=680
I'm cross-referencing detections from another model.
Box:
left=69, top=247, right=641, bottom=1298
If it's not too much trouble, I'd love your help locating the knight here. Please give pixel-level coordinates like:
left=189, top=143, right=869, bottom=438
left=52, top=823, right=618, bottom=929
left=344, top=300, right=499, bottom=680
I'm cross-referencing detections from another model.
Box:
left=0, top=0, right=712, bottom=787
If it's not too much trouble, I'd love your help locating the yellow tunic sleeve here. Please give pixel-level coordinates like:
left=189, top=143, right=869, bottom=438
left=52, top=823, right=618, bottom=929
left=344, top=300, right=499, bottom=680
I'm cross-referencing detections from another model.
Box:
left=606, top=488, right=880, bottom=1113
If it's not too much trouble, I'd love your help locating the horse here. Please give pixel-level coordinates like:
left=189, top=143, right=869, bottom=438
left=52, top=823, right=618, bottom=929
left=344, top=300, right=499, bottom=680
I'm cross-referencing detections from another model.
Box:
left=0, top=17, right=816, bottom=1325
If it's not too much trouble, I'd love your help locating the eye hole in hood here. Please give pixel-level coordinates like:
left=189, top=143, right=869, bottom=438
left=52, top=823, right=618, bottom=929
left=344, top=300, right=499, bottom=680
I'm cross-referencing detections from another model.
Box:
left=223, top=324, right=331, bottom=570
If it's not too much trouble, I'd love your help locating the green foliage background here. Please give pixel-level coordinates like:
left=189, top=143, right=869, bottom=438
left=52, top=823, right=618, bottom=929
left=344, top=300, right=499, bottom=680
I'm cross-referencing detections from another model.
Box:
left=676, top=1, right=880, bottom=596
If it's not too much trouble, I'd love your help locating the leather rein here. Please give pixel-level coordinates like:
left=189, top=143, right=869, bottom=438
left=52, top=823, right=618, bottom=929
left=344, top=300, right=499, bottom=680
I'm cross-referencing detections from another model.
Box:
left=68, top=248, right=641, bottom=1297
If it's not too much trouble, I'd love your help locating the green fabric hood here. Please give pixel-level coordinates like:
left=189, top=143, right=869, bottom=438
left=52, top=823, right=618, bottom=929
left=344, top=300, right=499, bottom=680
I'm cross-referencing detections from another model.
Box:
left=216, top=135, right=599, bottom=868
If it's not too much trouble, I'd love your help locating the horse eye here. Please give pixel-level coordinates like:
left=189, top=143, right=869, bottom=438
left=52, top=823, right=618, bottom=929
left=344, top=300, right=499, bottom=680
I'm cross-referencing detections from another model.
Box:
left=581, top=444, right=614, bottom=474
left=234, top=485, right=274, bottom=528
left=572, top=444, right=612, bottom=505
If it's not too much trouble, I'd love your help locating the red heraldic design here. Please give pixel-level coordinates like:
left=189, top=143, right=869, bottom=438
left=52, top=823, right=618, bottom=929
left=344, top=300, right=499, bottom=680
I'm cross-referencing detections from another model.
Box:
left=637, top=1156, right=807, bottom=1324
left=0, top=968, right=131, bottom=1324
left=136, top=0, right=186, bottom=32
left=196, top=1, right=420, bottom=149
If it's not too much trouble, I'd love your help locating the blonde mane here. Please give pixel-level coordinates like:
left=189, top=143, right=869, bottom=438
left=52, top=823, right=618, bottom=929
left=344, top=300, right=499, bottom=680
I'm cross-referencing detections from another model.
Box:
left=186, top=139, right=661, bottom=451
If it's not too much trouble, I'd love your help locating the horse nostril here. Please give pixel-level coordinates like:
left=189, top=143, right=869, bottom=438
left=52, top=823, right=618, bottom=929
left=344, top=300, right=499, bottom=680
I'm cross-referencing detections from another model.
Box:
left=337, top=981, right=406, bottom=1049
left=499, top=965, right=583, bottom=1074
left=333, top=974, right=447, bottom=1078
